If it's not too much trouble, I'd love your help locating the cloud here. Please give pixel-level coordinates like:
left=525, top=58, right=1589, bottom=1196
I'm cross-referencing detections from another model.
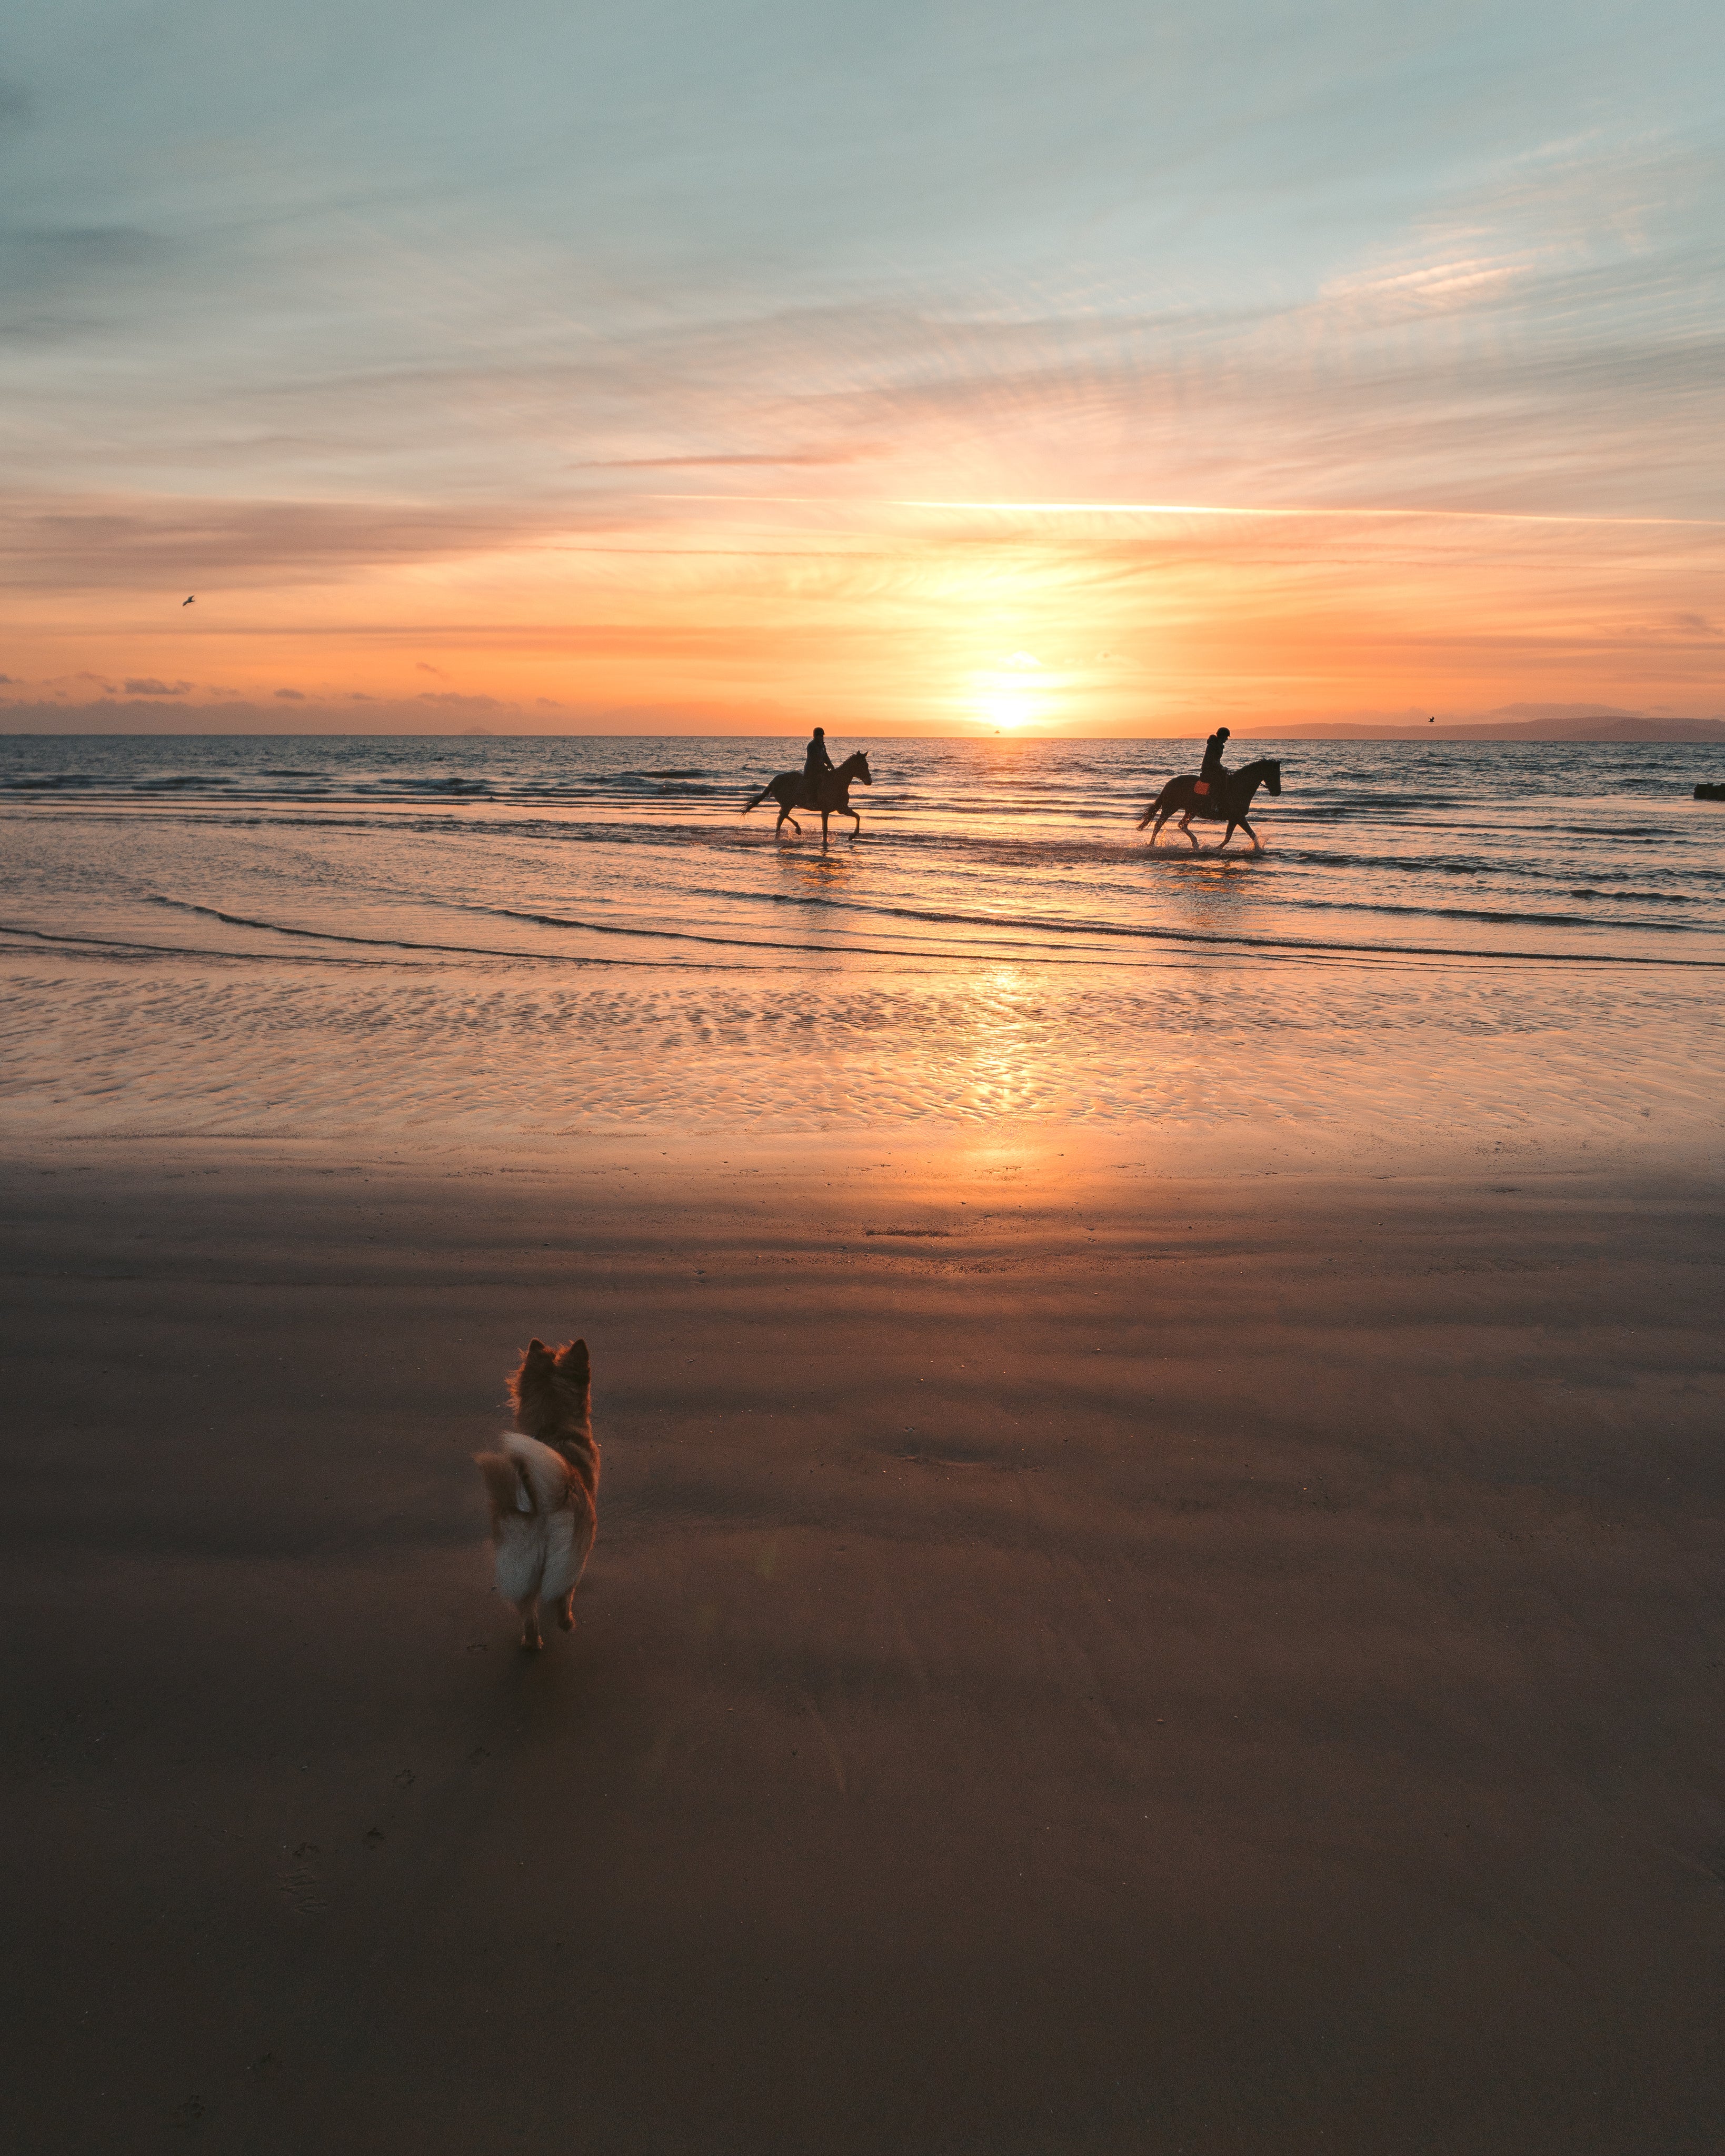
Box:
left=0, top=225, right=176, bottom=346
left=2, top=1, right=1721, bottom=733
left=123, top=676, right=192, bottom=695
left=274, top=687, right=305, bottom=698
left=416, top=691, right=501, bottom=707
left=0, top=491, right=572, bottom=592
left=574, top=448, right=886, bottom=468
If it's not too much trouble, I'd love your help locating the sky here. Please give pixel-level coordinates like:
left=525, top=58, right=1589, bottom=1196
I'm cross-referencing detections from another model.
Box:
left=3, top=0, right=1723, bottom=735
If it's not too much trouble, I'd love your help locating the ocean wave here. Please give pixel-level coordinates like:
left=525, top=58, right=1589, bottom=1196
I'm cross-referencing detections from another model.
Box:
left=6, top=738, right=1721, bottom=981
left=465, top=900, right=1725, bottom=969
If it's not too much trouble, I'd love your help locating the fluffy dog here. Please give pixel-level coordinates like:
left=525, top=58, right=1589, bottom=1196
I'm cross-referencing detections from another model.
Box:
left=474, top=1335, right=599, bottom=1649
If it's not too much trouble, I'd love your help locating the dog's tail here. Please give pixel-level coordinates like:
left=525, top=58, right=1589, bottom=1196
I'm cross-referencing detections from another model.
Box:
left=741, top=780, right=774, bottom=815
left=476, top=1433, right=571, bottom=1520
left=475, top=1450, right=535, bottom=1518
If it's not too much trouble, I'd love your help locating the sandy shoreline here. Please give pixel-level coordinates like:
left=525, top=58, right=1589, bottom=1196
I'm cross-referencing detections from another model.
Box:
left=4, top=1135, right=1723, bottom=2152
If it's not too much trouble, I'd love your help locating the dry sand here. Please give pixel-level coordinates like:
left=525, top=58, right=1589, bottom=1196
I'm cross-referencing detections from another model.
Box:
left=3, top=1135, right=1723, bottom=2154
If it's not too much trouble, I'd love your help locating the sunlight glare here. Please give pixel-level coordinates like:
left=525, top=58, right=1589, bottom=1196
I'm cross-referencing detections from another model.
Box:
left=972, top=652, right=1052, bottom=732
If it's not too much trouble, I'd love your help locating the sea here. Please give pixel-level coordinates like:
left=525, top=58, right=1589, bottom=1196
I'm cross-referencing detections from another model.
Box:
left=3, top=733, right=1721, bottom=1160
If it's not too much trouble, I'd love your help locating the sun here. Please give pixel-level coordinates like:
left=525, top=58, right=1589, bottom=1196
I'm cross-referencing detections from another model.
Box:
left=972, top=653, right=1049, bottom=731
left=979, top=691, right=1037, bottom=730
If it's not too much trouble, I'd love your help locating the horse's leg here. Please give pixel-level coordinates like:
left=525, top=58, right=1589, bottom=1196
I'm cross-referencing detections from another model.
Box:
left=1215, top=822, right=1237, bottom=850
left=846, top=807, right=861, bottom=836
left=1238, top=815, right=1260, bottom=853
left=1178, top=813, right=1200, bottom=851
left=821, top=809, right=831, bottom=850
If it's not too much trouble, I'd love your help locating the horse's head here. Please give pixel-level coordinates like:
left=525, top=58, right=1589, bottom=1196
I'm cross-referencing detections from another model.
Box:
left=1248, top=757, right=1282, bottom=796
left=841, top=751, right=873, bottom=785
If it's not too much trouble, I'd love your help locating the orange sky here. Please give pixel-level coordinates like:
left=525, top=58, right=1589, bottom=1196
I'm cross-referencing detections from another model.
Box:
left=12, top=494, right=1723, bottom=733
left=4, top=4, right=1722, bottom=733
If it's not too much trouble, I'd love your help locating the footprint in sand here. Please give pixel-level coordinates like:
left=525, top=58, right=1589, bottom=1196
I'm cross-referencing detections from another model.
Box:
left=277, top=1844, right=326, bottom=1914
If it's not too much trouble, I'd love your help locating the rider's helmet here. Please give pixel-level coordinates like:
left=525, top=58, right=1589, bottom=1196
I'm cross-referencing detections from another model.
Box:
left=813, top=726, right=825, bottom=736
left=1216, top=726, right=1230, bottom=739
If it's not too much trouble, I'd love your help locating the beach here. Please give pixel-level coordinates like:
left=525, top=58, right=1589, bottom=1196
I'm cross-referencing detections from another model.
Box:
left=3, top=735, right=1724, bottom=2150
left=4, top=1131, right=1723, bottom=2154
left=12, top=0, right=1725, bottom=2133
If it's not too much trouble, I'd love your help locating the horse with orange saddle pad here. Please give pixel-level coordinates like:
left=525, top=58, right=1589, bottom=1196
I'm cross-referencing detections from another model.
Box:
left=1137, top=744, right=1283, bottom=853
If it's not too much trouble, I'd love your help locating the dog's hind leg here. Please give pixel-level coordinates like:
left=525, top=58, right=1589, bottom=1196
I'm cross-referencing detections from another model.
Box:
left=556, top=1587, right=577, bottom=1632
left=515, top=1594, right=544, bottom=1650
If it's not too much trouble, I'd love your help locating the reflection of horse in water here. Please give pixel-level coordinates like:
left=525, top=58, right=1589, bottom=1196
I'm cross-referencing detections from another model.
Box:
left=743, top=752, right=873, bottom=844
left=1138, top=757, right=1282, bottom=852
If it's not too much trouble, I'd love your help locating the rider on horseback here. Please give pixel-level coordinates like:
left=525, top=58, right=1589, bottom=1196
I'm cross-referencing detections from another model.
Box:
left=1197, top=726, right=1230, bottom=799
left=802, top=726, right=835, bottom=806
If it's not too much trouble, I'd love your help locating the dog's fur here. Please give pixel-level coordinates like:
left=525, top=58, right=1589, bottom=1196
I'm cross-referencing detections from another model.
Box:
left=474, top=1335, right=599, bottom=1650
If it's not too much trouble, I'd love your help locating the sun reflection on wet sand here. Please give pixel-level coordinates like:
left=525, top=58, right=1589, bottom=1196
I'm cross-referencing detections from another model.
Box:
left=1, top=737, right=1719, bottom=1164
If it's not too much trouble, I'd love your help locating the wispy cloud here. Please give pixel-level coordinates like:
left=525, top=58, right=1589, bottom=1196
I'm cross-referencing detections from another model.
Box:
left=574, top=448, right=887, bottom=468
left=2, top=1, right=1721, bottom=724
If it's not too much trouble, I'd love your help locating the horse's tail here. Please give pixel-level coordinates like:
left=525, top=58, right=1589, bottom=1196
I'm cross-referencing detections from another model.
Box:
left=741, top=780, right=774, bottom=815
left=1136, top=783, right=1172, bottom=831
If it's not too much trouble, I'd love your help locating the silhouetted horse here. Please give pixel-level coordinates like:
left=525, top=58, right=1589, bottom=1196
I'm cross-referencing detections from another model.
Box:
left=1138, top=756, right=1282, bottom=852
left=742, top=751, right=873, bottom=845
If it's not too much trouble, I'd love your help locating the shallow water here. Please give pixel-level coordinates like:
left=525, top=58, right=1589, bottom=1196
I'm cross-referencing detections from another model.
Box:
left=2, top=734, right=1721, bottom=1156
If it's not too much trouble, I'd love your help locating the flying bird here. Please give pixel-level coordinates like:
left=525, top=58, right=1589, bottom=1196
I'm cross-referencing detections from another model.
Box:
left=182, top=594, right=195, bottom=606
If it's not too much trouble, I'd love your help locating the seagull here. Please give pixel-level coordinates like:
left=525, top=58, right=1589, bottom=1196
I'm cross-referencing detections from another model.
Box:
left=182, top=594, right=195, bottom=606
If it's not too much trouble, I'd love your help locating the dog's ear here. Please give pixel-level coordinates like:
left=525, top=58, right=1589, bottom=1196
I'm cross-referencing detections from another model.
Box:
left=556, top=1337, right=590, bottom=1379
left=526, top=1339, right=550, bottom=1358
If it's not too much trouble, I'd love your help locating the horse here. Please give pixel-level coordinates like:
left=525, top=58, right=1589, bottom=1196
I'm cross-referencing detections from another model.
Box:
left=1137, top=756, right=1282, bottom=852
left=742, top=751, right=873, bottom=845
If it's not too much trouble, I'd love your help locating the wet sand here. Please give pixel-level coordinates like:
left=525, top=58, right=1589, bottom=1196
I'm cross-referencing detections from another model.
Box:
left=3, top=1135, right=1723, bottom=2154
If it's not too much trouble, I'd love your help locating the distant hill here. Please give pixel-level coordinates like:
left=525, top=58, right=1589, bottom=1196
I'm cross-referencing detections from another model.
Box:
left=1236, top=716, right=1725, bottom=743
